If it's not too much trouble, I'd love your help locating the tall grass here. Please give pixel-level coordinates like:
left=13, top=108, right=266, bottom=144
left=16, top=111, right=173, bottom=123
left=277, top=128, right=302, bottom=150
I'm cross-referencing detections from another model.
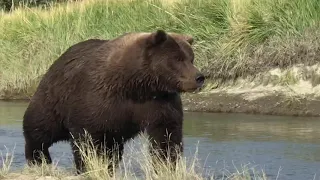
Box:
left=0, top=145, right=14, bottom=178
left=0, top=133, right=268, bottom=180
left=0, top=0, right=320, bottom=99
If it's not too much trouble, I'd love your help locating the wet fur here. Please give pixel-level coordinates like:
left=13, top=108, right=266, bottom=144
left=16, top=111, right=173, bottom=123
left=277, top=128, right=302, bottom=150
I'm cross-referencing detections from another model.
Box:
left=22, top=30, right=202, bottom=174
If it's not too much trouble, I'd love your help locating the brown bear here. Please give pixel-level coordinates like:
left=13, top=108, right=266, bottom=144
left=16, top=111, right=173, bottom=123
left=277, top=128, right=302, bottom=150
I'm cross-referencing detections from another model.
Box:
left=22, top=30, right=205, bottom=174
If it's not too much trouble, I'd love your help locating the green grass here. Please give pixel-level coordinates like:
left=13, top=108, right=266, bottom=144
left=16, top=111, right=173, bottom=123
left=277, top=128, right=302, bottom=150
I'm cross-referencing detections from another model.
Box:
left=0, top=0, right=320, bottom=99
left=0, top=133, right=268, bottom=180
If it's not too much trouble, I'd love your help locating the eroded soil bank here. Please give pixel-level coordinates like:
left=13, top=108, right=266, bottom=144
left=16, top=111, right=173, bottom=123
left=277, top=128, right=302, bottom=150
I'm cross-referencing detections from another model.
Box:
left=182, top=92, right=320, bottom=117
left=182, top=64, right=320, bottom=117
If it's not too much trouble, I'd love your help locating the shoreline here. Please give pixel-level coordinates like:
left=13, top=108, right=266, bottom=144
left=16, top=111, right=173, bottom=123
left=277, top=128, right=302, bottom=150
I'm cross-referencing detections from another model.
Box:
left=182, top=92, right=320, bottom=117
left=2, top=91, right=320, bottom=117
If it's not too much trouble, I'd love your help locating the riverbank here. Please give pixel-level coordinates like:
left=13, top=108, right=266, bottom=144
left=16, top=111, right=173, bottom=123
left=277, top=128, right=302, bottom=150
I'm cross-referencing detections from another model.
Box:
left=182, top=91, right=320, bottom=117
left=2, top=64, right=320, bottom=117
left=2, top=88, right=320, bottom=117
left=0, top=160, right=268, bottom=180
left=182, top=63, right=320, bottom=117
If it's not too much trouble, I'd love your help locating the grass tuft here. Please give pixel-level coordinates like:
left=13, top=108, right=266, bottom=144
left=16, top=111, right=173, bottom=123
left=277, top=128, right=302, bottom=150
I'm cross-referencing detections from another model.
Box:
left=0, top=145, right=15, bottom=178
left=0, top=133, right=269, bottom=180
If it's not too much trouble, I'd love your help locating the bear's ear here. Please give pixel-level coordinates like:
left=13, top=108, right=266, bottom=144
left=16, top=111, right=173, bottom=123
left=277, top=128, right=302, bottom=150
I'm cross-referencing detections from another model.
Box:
left=185, top=35, right=194, bottom=45
left=148, top=30, right=168, bottom=46
left=168, top=33, right=194, bottom=45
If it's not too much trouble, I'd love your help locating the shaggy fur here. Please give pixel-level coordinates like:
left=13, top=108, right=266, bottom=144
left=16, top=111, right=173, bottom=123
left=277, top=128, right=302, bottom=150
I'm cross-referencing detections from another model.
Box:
left=22, top=30, right=205, bottom=174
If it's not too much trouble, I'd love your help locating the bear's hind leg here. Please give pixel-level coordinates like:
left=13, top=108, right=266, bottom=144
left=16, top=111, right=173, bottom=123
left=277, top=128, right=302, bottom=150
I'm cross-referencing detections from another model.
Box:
left=23, top=108, right=69, bottom=167
left=24, top=137, right=52, bottom=166
left=24, top=126, right=69, bottom=166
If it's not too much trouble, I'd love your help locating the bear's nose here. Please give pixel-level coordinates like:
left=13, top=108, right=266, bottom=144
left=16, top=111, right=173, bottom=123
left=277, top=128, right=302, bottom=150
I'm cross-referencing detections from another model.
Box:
left=195, top=73, right=205, bottom=84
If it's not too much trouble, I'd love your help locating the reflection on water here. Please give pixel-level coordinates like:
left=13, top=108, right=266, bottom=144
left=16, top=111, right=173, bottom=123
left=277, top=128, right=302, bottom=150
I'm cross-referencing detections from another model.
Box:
left=0, top=100, right=320, bottom=180
left=184, top=112, right=320, bottom=144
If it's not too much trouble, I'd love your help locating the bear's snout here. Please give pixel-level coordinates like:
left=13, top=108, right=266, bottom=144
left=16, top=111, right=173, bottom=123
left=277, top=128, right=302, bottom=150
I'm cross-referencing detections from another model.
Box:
left=178, top=71, right=205, bottom=93
left=195, top=73, right=205, bottom=87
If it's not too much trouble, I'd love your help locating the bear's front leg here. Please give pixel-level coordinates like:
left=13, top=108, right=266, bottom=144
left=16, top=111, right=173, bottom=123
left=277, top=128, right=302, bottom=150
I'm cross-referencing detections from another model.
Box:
left=95, top=136, right=125, bottom=177
left=146, top=122, right=183, bottom=172
left=68, top=127, right=97, bottom=174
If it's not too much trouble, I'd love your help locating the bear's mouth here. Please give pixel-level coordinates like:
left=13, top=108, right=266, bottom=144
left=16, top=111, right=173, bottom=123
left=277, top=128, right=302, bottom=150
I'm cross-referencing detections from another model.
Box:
left=183, top=87, right=202, bottom=93
left=178, top=81, right=204, bottom=93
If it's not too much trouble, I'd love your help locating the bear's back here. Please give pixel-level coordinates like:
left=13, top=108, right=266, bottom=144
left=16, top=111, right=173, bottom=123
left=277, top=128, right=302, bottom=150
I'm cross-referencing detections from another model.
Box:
left=51, top=38, right=108, bottom=70
left=43, top=38, right=108, bottom=81
left=33, top=38, right=109, bottom=103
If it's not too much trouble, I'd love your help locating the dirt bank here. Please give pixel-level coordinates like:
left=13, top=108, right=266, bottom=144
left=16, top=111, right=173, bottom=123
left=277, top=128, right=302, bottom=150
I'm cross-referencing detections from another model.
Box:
left=180, top=64, right=320, bottom=117
left=182, top=92, right=320, bottom=117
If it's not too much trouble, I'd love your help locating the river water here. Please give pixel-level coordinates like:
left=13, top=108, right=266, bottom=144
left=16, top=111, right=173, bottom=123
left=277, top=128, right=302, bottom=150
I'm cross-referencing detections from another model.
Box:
left=0, top=100, right=320, bottom=180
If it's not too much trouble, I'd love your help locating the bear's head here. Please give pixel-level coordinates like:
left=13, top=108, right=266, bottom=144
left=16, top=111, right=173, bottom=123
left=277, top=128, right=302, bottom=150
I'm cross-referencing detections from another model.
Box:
left=142, top=30, right=205, bottom=93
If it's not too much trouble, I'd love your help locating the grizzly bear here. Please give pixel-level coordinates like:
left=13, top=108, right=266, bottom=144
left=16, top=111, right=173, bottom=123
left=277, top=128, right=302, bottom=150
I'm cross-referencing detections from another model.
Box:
left=22, top=30, right=205, bottom=174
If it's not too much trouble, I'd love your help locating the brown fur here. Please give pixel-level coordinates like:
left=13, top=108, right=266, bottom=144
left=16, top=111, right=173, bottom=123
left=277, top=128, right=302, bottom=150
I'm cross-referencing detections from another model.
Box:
left=22, top=30, right=205, bottom=174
